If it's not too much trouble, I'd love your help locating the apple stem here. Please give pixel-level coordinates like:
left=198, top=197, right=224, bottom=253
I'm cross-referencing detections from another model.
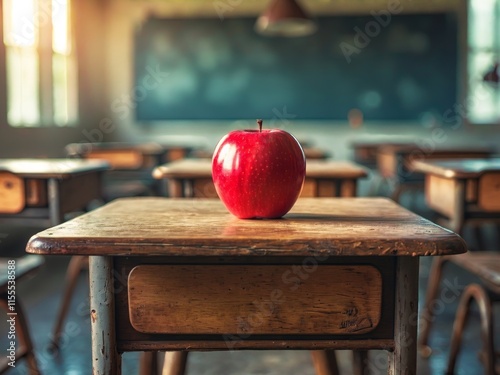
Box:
left=257, top=119, right=263, bottom=132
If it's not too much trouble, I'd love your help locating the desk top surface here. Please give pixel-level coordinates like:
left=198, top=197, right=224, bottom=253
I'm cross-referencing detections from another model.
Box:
left=65, top=142, right=168, bottom=156
left=378, top=144, right=495, bottom=157
left=27, top=197, right=466, bottom=257
left=0, top=159, right=109, bottom=178
left=350, top=136, right=415, bottom=148
left=412, top=158, right=500, bottom=178
left=153, top=159, right=368, bottom=180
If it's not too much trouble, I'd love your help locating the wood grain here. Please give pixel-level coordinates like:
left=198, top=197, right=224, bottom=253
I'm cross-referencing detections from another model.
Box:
left=114, top=256, right=396, bottom=351
left=128, top=265, right=382, bottom=335
left=26, top=197, right=467, bottom=257
left=0, top=172, right=24, bottom=214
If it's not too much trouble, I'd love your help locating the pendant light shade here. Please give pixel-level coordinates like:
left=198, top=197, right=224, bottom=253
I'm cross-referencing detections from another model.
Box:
left=255, top=0, right=316, bottom=37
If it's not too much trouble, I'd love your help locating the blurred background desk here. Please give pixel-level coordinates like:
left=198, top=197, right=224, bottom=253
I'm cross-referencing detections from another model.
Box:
left=376, top=145, right=496, bottom=203
left=66, top=142, right=197, bottom=199
left=414, top=158, right=500, bottom=360
left=0, top=159, right=108, bottom=226
left=153, top=159, right=368, bottom=198
left=412, top=158, right=500, bottom=235
left=0, top=158, right=109, bottom=362
left=350, top=137, right=414, bottom=170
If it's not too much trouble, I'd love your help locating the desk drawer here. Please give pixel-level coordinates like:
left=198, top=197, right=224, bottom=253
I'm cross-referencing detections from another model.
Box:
left=128, top=265, right=382, bottom=336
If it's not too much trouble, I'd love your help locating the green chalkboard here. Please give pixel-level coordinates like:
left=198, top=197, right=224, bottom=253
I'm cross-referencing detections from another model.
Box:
left=134, top=13, right=457, bottom=122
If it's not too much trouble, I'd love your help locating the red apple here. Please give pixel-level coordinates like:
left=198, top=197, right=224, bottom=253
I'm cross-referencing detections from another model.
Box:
left=212, top=119, right=306, bottom=219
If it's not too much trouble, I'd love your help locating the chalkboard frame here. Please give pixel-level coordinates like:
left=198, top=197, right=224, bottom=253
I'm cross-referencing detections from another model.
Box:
left=133, top=13, right=458, bottom=123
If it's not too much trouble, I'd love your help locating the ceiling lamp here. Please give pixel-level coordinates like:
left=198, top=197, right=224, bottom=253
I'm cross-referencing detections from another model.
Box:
left=255, top=0, right=317, bottom=37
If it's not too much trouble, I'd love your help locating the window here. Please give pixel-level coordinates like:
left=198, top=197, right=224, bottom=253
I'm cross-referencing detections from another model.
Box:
left=2, top=0, right=77, bottom=127
left=467, top=0, right=500, bottom=124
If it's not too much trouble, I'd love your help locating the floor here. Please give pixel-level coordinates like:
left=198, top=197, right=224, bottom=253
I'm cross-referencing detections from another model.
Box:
left=0, top=183, right=498, bottom=375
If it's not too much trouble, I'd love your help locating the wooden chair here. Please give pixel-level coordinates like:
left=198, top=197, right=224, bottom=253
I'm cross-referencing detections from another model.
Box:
left=0, top=255, right=44, bottom=375
left=438, top=252, right=500, bottom=374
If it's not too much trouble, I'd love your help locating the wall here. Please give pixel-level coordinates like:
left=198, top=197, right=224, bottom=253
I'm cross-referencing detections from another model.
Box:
left=99, top=0, right=499, bottom=160
left=1, top=0, right=498, bottom=159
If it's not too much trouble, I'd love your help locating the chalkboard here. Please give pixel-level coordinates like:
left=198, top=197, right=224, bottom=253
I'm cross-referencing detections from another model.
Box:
left=134, top=13, right=457, bottom=122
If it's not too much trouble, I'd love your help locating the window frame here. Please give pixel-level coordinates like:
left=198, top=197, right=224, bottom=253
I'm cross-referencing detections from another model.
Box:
left=1, top=0, right=78, bottom=128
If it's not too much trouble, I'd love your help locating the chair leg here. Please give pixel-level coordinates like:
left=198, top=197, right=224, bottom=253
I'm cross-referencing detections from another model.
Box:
left=446, top=284, right=495, bottom=375
left=418, top=256, right=450, bottom=357
left=352, top=350, right=368, bottom=375
left=49, top=255, right=88, bottom=350
left=162, top=351, right=188, bottom=375
left=311, top=350, right=340, bottom=375
left=0, top=294, right=41, bottom=375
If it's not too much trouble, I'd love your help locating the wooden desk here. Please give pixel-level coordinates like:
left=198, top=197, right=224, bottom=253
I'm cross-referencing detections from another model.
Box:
left=413, top=158, right=500, bottom=357
left=350, top=138, right=414, bottom=169
left=65, top=142, right=194, bottom=198
left=412, top=158, right=500, bottom=233
left=26, top=197, right=466, bottom=375
left=0, top=159, right=108, bottom=226
left=153, top=159, right=368, bottom=198
left=376, top=145, right=495, bottom=202
left=0, top=158, right=109, bottom=352
left=191, top=147, right=330, bottom=160
left=65, top=142, right=193, bottom=168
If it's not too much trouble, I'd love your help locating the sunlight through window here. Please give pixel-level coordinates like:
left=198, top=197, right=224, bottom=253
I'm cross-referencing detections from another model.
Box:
left=52, top=0, right=77, bottom=126
left=2, top=0, right=77, bottom=127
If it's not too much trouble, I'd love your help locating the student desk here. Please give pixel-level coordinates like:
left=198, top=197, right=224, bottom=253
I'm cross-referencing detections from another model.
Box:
left=0, top=158, right=108, bottom=225
left=350, top=138, right=414, bottom=170
left=26, top=197, right=466, bottom=375
left=191, top=146, right=330, bottom=161
left=411, top=158, right=500, bottom=233
left=411, top=158, right=500, bottom=356
left=376, top=145, right=495, bottom=202
left=66, top=142, right=195, bottom=198
left=0, top=158, right=109, bottom=352
left=153, top=159, right=368, bottom=198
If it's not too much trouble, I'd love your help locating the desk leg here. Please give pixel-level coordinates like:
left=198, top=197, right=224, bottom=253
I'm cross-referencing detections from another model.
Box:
left=388, top=257, right=418, bottom=375
left=47, top=178, right=62, bottom=225
left=168, top=180, right=184, bottom=198
left=90, top=256, right=121, bottom=375
left=340, top=179, right=356, bottom=198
